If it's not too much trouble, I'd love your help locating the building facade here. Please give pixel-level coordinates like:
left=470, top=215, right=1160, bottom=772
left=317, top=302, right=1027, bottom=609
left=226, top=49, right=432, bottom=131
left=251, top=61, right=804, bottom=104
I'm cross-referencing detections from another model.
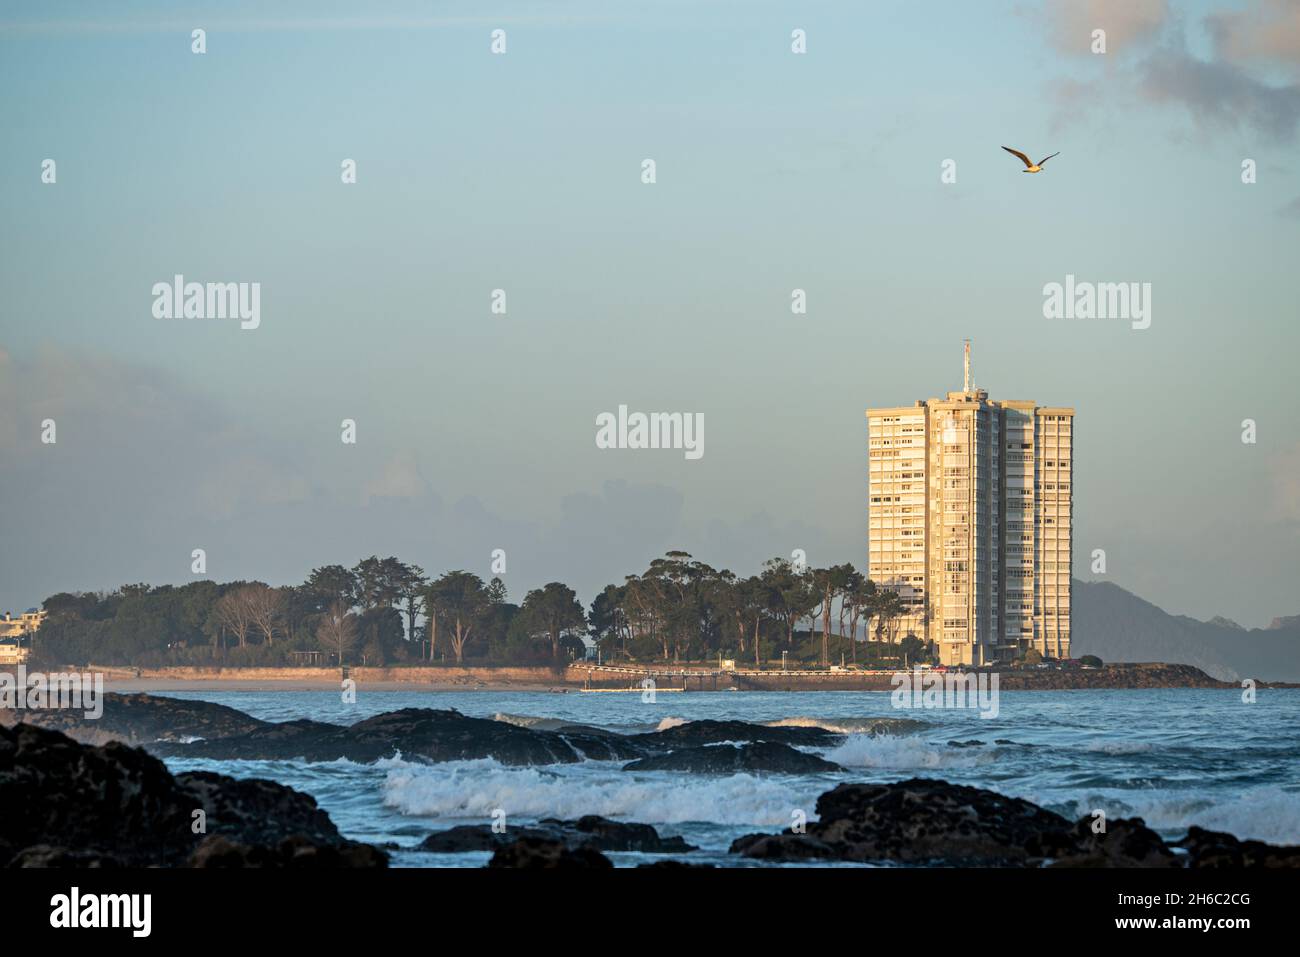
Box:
left=0, top=609, right=46, bottom=664
left=867, top=345, right=1072, bottom=665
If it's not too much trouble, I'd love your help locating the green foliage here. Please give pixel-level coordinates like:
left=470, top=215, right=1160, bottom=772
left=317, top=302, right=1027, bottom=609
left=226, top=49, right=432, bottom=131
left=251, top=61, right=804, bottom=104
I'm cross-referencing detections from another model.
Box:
left=30, top=552, right=920, bottom=669
left=899, top=634, right=930, bottom=666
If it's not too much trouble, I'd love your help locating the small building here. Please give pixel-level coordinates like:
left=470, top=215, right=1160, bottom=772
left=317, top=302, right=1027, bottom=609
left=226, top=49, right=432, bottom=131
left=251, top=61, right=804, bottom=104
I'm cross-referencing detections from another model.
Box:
left=0, top=609, right=44, bottom=664
left=0, top=609, right=45, bottom=639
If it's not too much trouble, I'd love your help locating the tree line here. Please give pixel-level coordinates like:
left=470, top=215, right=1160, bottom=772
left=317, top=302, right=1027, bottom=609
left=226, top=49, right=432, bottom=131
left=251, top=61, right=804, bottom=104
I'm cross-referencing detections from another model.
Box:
left=29, top=552, right=915, bottom=669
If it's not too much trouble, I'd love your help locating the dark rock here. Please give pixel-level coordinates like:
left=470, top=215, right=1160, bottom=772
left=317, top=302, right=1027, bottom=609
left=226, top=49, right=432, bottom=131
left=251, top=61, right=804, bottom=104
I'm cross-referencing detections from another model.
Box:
left=487, top=837, right=613, bottom=869
left=732, top=778, right=1085, bottom=866
left=623, top=741, right=843, bottom=774
left=6, top=845, right=124, bottom=868
left=154, top=707, right=647, bottom=765
left=631, top=719, right=839, bottom=750
left=553, top=815, right=696, bottom=852
left=998, top=663, right=1233, bottom=690
left=730, top=777, right=1300, bottom=868
left=417, top=825, right=508, bottom=853
left=0, top=692, right=265, bottom=747
left=187, top=834, right=389, bottom=868
left=1046, top=817, right=1179, bottom=868
left=1174, top=826, right=1300, bottom=868
left=418, top=815, right=694, bottom=854
left=731, top=834, right=837, bottom=861
left=0, top=722, right=385, bottom=868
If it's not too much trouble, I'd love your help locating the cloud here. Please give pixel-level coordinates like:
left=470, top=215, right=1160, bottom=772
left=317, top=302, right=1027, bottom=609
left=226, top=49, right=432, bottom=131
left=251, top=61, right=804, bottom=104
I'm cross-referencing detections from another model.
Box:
left=361, top=451, right=431, bottom=505
left=1206, top=0, right=1300, bottom=73
left=1038, top=0, right=1168, bottom=54
left=1138, top=44, right=1300, bottom=142
left=1034, top=1, right=1300, bottom=143
left=1278, top=195, right=1300, bottom=219
left=0, top=346, right=844, bottom=612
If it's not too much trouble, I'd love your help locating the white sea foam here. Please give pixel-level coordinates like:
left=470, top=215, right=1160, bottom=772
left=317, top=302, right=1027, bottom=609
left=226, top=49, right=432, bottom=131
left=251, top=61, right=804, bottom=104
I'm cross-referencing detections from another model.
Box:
left=382, top=759, right=811, bottom=826
left=1081, top=740, right=1155, bottom=755
left=656, top=716, right=689, bottom=731
left=768, top=716, right=928, bottom=735
left=491, top=712, right=573, bottom=732
left=1057, top=786, right=1300, bottom=845
left=826, top=733, right=992, bottom=770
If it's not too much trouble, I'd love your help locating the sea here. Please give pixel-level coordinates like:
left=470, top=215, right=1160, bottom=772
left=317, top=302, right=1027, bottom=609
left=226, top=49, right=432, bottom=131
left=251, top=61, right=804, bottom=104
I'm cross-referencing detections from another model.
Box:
left=157, top=687, right=1300, bottom=867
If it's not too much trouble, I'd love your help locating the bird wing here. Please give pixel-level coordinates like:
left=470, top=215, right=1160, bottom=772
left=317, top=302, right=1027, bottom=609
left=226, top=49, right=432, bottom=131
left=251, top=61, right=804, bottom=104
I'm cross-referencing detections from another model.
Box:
left=1002, top=146, right=1033, bottom=168
left=1037, top=151, right=1060, bottom=166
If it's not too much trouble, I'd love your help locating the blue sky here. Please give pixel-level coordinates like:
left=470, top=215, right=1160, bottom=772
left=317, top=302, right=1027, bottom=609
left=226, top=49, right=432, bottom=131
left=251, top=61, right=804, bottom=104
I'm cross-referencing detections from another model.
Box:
left=1, top=0, right=1298, bottom=625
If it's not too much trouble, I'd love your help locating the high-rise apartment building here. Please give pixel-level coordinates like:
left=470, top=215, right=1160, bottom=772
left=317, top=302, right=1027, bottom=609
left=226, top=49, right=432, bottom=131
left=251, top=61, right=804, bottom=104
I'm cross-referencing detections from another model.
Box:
left=866, top=344, right=1073, bottom=666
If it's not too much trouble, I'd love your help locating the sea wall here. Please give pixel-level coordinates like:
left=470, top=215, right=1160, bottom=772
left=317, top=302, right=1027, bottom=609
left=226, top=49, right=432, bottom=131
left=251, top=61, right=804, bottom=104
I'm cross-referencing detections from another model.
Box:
left=10, top=661, right=1258, bottom=690
left=78, top=665, right=567, bottom=685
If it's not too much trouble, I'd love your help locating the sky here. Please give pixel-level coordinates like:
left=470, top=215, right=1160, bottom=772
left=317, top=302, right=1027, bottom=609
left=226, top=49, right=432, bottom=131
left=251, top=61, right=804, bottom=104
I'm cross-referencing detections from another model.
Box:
left=1, top=0, right=1298, bottom=627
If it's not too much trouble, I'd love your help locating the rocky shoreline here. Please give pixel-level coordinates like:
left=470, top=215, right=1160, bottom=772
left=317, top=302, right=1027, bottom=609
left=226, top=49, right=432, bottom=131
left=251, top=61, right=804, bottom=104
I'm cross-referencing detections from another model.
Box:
left=3, top=693, right=847, bottom=768
left=4, top=692, right=1298, bottom=869
left=0, top=722, right=387, bottom=868
left=728, top=778, right=1300, bottom=868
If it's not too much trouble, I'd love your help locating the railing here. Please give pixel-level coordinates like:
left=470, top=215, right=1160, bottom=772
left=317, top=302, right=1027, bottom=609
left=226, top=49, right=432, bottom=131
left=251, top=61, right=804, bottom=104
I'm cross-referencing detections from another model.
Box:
left=574, top=664, right=903, bottom=678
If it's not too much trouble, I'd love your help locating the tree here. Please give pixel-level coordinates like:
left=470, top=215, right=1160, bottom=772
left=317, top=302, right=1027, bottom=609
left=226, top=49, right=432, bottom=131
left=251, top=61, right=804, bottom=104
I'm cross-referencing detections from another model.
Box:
left=588, top=584, right=622, bottom=661
left=738, top=575, right=770, bottom=668
left=810, top=564, right=854, bottom=666
left=304, top=565, right=358, bottom=611
left=421, top=572, right=504, bottom=664
left=521, top=583, right=587, bottom=661
left=316, top=601, right=359, bottom=665
left=395, top=562, right=428, bottom=643
left=621, top=573, right=664, bottom=658
left=213, top=587, right=254, bottom=649
left=900, top=634, right=928, bottom=667
left=353, top=556, right=408, bottom=611
left=242, top=583, right=287, bottom=646
left=843, top=576, right=876, bottom=664
left=872, top=589, right=904, bottom=643
left=357, top=606, right=404, bottom=666
left=761, top=558, right=817, bottom=653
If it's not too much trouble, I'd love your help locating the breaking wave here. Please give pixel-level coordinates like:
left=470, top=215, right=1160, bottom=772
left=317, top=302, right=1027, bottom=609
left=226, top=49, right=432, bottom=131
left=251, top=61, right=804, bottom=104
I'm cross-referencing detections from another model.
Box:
left=1051, top=785, right=1300, bottom=845
left=768, top=716, right=929, bottom=736
left=491, top=712, right=575, bottom=732
left=382, top=758, right=813, bottom=826
left=656, top=716, right=689, bottom=731
left=826, top=733, right=994, bottom=770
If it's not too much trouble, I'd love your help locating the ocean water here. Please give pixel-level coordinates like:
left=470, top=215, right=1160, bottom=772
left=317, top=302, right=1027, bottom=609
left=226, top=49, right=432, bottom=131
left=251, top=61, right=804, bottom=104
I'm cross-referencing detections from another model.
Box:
left=156, top=688, right=1300, bottom=867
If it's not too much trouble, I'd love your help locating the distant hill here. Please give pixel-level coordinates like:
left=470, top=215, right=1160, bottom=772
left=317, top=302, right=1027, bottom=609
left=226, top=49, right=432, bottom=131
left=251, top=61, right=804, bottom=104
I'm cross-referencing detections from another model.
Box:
left=1072, top=580, right=1300, bottom=682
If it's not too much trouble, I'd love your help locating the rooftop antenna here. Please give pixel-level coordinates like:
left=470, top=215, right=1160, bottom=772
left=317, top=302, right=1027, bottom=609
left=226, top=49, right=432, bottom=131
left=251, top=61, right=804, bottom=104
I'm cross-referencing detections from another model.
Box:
left=964, top=339, right=971, bottom=392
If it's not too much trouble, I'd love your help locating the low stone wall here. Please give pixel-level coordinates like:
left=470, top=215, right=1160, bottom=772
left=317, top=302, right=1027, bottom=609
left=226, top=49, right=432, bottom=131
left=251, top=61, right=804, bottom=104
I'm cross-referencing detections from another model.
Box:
left=87, top=664, right=567, bottom=685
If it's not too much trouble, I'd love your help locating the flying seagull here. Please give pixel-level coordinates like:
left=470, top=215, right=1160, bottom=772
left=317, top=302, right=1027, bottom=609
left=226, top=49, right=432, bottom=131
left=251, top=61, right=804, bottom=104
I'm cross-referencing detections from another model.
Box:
left=1002, top=146, right=1060, bottom=173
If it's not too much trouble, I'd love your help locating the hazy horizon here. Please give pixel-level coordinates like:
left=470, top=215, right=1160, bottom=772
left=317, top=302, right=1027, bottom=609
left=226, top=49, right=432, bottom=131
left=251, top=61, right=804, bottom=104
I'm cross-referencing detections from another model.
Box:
left=3, top=0, right=1298, bottom=627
